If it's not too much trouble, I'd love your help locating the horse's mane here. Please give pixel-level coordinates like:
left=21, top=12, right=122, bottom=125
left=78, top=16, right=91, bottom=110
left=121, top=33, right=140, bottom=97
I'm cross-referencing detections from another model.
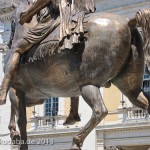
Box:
left=136, top=9, right=150, bottom=71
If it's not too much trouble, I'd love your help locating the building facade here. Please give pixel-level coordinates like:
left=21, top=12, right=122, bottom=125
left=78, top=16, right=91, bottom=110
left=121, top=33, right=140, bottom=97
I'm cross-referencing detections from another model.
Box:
left=0, top=1, right=14, bottom=150
left=0, top=0, right=150, bottom=150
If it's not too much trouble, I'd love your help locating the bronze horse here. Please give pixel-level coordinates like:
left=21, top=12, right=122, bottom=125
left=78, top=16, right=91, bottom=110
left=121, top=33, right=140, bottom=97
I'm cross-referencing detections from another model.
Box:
left=4, top=2, right=150, bottom=150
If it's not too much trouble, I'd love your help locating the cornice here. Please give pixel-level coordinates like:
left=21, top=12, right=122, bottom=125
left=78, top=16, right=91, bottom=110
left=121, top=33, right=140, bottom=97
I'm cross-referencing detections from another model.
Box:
left=27, top=127, right=80, bottom=138
left=96, top=121, right=150, bottom=133
left=95, top=0, right=150, bottom=12
left=102, top=1, right=150, bottom=17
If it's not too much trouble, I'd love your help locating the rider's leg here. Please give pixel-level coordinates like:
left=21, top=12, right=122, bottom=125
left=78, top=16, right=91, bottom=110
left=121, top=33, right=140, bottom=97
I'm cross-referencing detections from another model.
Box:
left=63, top=97, right=81, bottom=125
left=0, top=38, right=33, bottom=105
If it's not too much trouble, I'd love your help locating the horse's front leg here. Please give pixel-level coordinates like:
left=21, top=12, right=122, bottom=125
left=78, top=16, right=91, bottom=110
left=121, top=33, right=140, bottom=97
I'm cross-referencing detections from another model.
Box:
left=8, top=88, right=20, bottom=144
left=70, top=85, right=108, bottom=150
left=8, top=104, right=20, bottom=143
left=16, top=90, right=28, bottom=150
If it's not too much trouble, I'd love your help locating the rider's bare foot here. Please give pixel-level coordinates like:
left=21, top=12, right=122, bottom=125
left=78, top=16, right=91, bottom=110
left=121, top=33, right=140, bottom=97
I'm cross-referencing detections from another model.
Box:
left=63, top=113, right=81, bottom=126
left=0, top=90, right=6, bottom=105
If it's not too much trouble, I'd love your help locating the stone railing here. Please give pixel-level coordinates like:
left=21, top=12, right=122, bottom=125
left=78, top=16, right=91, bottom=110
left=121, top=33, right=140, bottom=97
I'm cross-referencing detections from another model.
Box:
left=30, top=115, right=67, bottom=129
left=118, top=107, right=149, bottom=122
left=0, top=43, right=9, bottom=53
left=105, top=146, right=119, bottom=150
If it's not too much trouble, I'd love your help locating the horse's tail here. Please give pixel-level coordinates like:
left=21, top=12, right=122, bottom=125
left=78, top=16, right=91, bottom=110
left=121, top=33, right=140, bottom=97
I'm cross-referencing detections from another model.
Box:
left=129, top=9, right=150, bottom=72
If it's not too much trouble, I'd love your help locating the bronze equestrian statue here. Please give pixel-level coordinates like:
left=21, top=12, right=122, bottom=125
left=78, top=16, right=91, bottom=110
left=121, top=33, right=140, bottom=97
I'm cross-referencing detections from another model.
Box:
left=1, top=0, right=150, bottom=149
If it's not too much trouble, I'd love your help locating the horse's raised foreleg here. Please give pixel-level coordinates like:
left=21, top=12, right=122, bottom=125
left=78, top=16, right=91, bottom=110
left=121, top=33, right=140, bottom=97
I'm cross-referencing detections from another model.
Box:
left=8, top=88, right=20, bottom=144
left=70, top=85, right=108, bottom=150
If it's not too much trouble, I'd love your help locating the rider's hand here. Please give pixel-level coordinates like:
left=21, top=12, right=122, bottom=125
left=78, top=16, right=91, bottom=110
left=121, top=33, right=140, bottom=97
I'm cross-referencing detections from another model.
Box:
left=19, top=12, right=33, bottom=25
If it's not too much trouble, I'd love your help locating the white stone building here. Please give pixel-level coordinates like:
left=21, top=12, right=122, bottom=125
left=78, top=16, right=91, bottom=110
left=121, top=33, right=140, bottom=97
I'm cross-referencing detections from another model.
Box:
left=0, top=1, right=14, bottom=150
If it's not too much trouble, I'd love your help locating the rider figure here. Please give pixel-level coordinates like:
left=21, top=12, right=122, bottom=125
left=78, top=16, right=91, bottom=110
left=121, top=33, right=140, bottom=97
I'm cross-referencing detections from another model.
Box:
left=0, top=0, right=95, bottom=124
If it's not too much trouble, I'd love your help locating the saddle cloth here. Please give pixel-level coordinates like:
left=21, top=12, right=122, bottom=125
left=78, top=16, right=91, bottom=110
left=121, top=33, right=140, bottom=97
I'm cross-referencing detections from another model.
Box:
left=22, top=25, right=60, bottom=64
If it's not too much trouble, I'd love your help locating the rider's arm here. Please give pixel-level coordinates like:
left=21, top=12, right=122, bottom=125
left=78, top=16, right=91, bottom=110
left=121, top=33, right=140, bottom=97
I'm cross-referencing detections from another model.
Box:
left=19, top=0, right=51, bottom=24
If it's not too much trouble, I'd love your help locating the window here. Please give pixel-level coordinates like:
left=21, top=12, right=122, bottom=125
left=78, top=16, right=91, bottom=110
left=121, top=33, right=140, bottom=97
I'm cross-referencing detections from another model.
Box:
left=144, top=74, right=150, bottom=79
left=45, top=97, right=59, bottom=116
left=143, top=80, right=150, bottom=96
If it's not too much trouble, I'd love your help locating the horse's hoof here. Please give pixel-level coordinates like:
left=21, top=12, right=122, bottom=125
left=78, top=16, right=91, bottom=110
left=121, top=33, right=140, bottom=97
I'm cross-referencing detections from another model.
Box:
left=11, top=131, right=21, bottom=145
left=63, top=114, right=81, bottom=126
left=63, top=120, right=76, bottom=126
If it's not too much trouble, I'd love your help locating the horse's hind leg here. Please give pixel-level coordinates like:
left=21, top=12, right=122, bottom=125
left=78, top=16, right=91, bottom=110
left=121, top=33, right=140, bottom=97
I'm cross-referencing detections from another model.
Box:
left=70, top=85, right=108, bottom=150
left=112, top=74, right=149, bottom=111
left=112, top=28, right=150, bottom=112
left=8, top=88, right=20, bottom=143
left=112, top=57, right=149, bottom=110
left=112, top=48, right=149, bottom=111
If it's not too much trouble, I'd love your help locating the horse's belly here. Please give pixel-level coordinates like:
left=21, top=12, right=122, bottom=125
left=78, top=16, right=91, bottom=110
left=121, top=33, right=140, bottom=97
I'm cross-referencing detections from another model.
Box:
left=38, top=79, right=81, bottom=97
left=37, top=72, right=81, bottom=97
left=19, top=58, right=81, bottom=98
